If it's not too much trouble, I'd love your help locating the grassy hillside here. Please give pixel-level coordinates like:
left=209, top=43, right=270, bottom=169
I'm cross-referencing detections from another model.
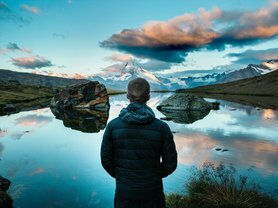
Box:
left=0, top=82, right=55, bottom=115
left=177, top=69, right=278, bottom=96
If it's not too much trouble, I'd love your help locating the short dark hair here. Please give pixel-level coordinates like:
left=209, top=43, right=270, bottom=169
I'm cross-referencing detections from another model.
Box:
left=127, top=78, right=150, bottom=103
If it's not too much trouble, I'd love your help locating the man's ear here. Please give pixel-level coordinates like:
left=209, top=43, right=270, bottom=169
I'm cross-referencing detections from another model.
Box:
left=126, top=93, right=130, bottom=101
left=146, top=94, right=150, bottom=101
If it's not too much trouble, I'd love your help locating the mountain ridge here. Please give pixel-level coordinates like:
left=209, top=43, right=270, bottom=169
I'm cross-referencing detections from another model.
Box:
left=177, top=68, right=278, bottom=97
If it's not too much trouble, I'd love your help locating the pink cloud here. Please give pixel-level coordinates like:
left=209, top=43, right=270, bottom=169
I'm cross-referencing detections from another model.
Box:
left=29, top=167, right=45, bottom=176
left=11, top=56, right=53, bottom=69
left=20, top=4, right=40, bottom=14
left=101, top=2, right=278, bottom=63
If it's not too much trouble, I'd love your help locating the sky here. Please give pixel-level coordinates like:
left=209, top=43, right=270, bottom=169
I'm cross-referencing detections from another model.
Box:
left=0, top=0, right=277, bottom=76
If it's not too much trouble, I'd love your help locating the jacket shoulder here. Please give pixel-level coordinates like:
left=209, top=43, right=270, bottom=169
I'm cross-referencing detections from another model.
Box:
left=106, top=117, right=122, bottom=129
left=152, top=118, right=169, bottom=128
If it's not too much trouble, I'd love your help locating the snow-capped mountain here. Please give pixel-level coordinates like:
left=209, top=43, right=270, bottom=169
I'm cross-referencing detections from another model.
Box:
left=89, top=62, right=187, bottom=90
left=178, top=60, right=278, bottom=89
left=32, top=70, right=87, bottom=79
left=30, top=60, right=277, bottom=91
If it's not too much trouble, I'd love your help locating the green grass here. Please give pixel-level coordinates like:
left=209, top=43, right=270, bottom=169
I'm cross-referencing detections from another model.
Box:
left=0, top=82, right=56, bottom=115
left=166, top=162, right=278, bottom=208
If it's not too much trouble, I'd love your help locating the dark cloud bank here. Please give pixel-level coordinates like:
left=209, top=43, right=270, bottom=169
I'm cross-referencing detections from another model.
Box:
left=100, top=2, right=278, bottom=63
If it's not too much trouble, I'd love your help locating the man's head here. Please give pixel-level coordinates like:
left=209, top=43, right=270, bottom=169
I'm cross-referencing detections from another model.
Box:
left=127, top=78, right=150, bottom=103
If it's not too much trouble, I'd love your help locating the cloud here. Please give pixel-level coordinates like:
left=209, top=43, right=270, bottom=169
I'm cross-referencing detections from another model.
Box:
left=1, top=42, right=32, bottom=54
left=227, top=48, right=278, bottom=64
left=20, top=4, right=40, bottom=14
left=101, top=2, right=278, bottom=63
left=52, top=33, right=67, bottom=39
left=139, top=59, right=173, bottom=71
left=99, top=63, right=123, bottom=75
left=6, top=42, right=21, bottom=50
left=104, top=53, right=134, bottom=62
left=0, top=2, right=31, bottom=24
left=0, top=42, right=32, bottom=54
left=0, top=1, right=9, bottom=11
left=11, top=56, right=54, bottom=69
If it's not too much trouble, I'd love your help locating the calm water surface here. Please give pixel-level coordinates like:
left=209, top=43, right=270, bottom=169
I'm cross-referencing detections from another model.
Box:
left=0, top=93, right=277, bottom=208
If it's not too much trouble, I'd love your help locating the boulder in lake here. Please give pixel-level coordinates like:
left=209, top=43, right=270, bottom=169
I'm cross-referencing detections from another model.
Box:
left=157, top=93, right=211, bottom=111
left=50, top=81, right=110, bottom=111
left=157, top=93, right=211, bottom=124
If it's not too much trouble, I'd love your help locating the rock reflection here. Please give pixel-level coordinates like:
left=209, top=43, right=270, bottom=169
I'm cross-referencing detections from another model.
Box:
left=0, top=175, right=13, bottom=208
left=159, top=109, right=210, bottom=124
left=51, top=108, right=109, bottom=133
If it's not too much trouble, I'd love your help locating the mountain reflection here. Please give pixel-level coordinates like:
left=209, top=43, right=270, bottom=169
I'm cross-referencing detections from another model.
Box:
left=51, top=108, right=109, bottom=133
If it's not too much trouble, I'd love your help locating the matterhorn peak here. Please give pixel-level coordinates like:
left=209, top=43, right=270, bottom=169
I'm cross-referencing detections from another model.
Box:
left=121, top=61, right=144, bottom=75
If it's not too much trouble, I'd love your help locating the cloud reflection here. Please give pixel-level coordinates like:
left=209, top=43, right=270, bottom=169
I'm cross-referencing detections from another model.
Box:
left=262, top=109, right=276, bottom=120
left=174, top=131, right=278, bottom=174
left=14, top=115, right=53, bottom=127
left=29, top=167, right=46, bottom=176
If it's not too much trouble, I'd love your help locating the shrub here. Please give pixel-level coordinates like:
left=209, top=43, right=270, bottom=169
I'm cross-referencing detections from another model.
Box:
left=166, top=162, right=278, bottom=208
left=187, top=162, right=277, bottom=208
left=166, top=193, right=189, bottom=208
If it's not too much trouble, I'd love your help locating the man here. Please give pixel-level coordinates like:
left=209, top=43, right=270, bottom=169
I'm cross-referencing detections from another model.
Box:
left=101, top=78, right=177, bottom=208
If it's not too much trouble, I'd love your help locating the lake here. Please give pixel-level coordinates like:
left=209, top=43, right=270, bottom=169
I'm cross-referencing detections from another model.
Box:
left=0, top=93, right=277, bottom=208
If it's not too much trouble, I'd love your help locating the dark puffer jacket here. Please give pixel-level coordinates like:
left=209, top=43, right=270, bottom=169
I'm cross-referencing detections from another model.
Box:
left=101, top=102, right=177, bottom=201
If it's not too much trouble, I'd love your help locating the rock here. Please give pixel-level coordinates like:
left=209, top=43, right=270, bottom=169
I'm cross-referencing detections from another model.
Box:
left=215, top=148, right=222, bottom=151
left=2, top=104, right=17, bottom=114
left=157, top=93, right=211, bottom=111
left=50, top=81, right=110, bottom=111
left=51, top=108, right=109, bottom=133
left=0, top=175, right=13, bottom=208
left=160, top=117, right=172, bottom=121
left=209, top=102, right=220, bottom=110
left=157, top=93, right=211, bottom=124
left=0, top=191, right=13, bottom=208
left=222, top=149, right=229, bottom=152
left=0, top=175, right=11, bottom=192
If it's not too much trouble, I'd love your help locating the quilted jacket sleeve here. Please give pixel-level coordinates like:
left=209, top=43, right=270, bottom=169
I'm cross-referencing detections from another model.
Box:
left=161, top=123, right=177, bottom=178
left=100, top=123, right=115, bottom=178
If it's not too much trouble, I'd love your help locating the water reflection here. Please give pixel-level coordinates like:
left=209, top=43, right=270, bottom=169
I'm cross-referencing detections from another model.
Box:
left=262, top=109, right=276, bottom=120
left=158, top=109, right=210, bottom=124
left=174, top=131, right=278, bottom=174
left=50, top=108, right=109, bottom=133
left=0, top=175, right=13, bottom=208
left=0, top=93, right=277, bottom=207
